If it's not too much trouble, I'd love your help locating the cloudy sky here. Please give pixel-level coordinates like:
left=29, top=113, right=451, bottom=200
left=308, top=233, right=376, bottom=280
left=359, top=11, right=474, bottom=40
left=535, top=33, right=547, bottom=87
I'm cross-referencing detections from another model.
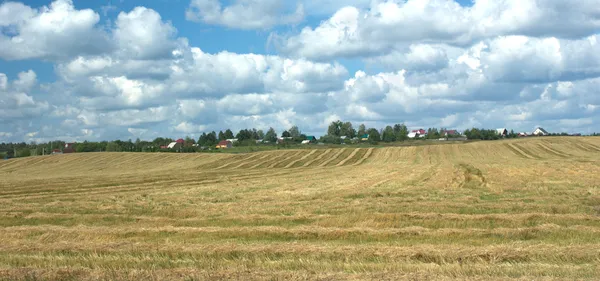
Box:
left=1, top=0, right=599, bottom=142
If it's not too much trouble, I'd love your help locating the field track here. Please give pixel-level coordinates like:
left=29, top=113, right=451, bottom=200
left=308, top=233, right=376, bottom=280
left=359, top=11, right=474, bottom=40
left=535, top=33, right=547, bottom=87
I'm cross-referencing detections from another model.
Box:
left=1, top=137, right=600, bottom=280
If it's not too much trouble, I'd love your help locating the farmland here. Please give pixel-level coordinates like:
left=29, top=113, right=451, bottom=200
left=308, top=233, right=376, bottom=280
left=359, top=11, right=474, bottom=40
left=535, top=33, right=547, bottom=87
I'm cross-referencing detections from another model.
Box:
left=1, top=137, right=600, bottom=280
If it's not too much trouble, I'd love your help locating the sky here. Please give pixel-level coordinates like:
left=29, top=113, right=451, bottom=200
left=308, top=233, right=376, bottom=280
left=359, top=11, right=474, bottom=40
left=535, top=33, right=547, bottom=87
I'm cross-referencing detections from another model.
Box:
left=1, top=0, right=600, bottom=142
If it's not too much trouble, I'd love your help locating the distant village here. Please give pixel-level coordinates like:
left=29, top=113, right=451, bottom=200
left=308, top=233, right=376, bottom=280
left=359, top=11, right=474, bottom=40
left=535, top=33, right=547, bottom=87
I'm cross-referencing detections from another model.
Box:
left=3, top=121, right=592, bottom=159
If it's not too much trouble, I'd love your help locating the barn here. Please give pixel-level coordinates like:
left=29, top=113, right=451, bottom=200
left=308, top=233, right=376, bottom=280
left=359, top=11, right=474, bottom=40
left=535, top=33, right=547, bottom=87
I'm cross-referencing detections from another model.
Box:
left=216, top=140, right=232, bottom=149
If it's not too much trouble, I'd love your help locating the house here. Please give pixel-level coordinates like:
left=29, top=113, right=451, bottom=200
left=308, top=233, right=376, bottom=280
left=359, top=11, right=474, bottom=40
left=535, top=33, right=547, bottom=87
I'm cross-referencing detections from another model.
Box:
left=360, top=134, right=369, bottom=141
left=532, top=127, right=549, bottom=136
left=301, top=140, right=311, bottom=144
left=166, top=142, right=178, bottom=149
left=216, top=140, right=232, bottom=149
left=160, top=145, right=169, bottom=149
left=305, top=136, right=317, bottom=143
left=442, top=130, right=459, bottom=136
left=496, top=128, right=508, bottom=136
left=52, top=149, right=63, bottom=155
left=226, top=138, right=239, bottom=143
left=518, top=132, right=529, bottom=137
left=408, top=129, right=426, bottom=139
left=63, top=143, right=75, bottom=153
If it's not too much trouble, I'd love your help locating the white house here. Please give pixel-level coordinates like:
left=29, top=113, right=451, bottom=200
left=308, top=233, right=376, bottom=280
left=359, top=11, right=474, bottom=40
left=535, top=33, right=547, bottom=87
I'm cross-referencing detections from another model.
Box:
left=166, top=142, right=178, bottom=149
left=532, top=127, right=549, bottom=136
left=496, top=128, right=508, bottom=136
left=226, top=138, right=239, bottom=143
left=301, top=140, right=311, bottom=144
left=408, top=129, right=427, bottom=139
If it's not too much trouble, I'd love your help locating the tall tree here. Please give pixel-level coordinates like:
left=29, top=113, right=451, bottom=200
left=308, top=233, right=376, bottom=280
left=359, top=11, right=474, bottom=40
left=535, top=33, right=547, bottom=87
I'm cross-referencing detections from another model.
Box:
left=288, top=125, right=301, bottom=138
left=257, top=130, right=265, bottom=140
left=382, top=126, right=396, bottom=142
left=264, top=127, right=277, bottom=142
left=327, top=120, right=343, bottom=136
left=218, top=131, right=225, bottom=141
left=358, top=124, right=366, bottom=136
left=224, top=129, right=234, bottom=139
left=394, top=124, right=409, bottom=141
left=207, top=131, right=218, bottom=145
left=340, top=122, right=356, bottom=138
left=281, top=130, right=291, bottom=138
left=367, top=128, right=381, bottom=144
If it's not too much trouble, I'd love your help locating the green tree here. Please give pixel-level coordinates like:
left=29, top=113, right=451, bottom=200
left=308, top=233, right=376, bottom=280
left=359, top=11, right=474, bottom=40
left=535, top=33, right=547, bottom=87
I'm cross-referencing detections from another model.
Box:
left=218, top=131, right=226, bottom=141
left=382, top=126, right=396, bottom=142
left=281, top=130, right=291, bottom=138
left=340, top=122, right=356, bottom=138
left=367, top=128, right=380, bottom=144
left=207, top=131, right=218, bottom=146
left=394, top=124, right=409, bottom=141
left=327, top=120, right=343, bottom=137
left=264, top=127, right=277, bottom=143
left=257, top=130, right=265, bottom=140
left=358, top=124, right=366, bottom=137
left=288, top=126, right=301, bottom=138
left=106, top=141, right=121, bottom=152
left=224, top=129, right=234, bottom=139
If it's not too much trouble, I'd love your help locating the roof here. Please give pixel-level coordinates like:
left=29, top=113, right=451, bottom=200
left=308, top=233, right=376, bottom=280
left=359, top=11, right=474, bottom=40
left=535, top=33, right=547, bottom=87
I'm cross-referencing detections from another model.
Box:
left=176, top=138, right=185, bottom=143
left=167, top=142, right=178, bottom=149
left=306, top=136, right=316, bottom=140
left=411, top=129, right=426, bottom=134
left=534, top=127, right=549, bottom=134
left=360, top=134, right=369, bottom=138
left=496, top=128, right=507, bottom=134
left=444, top=130, right=458, bottom=135
left=218, top=140, right=231, bottom=146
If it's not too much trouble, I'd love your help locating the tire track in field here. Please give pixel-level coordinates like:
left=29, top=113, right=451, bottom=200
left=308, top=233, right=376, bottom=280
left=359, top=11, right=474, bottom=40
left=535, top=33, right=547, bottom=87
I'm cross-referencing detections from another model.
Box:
left=504, top=143, right=534, bottom=159
left=268, top=151, right=304, bottom=168
left=336, top=148, right=361, bottom=166
left=233, top=152, right=274, bottom=169
left=0, top=155, right=49, bottom=171
left=213, top=153, right=260, bottom=170
left=7, top=167, right=327, bottom=201
left=248, top=151, right=290, bottom=169
left=537, top=143, right=570, bottom=158
left=339, top=148, right=367, bottom=166
left=284, top=149, right=318, bottom=168
left=227, top=153, right=264, bottom=169
left=318, top=148, right=347, bottom=167
left=353, top=148, right=374, bottom=166
left=580, top=141, right=600, bottom=152
left=302, top=149, right=332, bottom=167
left=512, top=143, right=541, bottom=159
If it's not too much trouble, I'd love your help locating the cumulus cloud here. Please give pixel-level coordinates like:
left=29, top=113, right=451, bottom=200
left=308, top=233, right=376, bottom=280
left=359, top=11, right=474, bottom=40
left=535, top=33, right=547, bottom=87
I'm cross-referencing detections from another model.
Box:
left=114, top=7, right=179, bottom=60
left=0, top=0, right=110, bottom=60
left=2, top=0, right=600, bottom=141
left=186, top=0, right=304, bottom=30
left=274, top=0, right=600, bottom=60
left=0, top=71, right=49, bottom=120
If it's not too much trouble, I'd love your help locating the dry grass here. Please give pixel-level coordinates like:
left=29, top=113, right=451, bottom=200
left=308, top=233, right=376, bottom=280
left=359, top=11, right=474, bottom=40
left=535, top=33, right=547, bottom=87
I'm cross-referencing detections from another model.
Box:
left=1, top=137, right=600, bottom=280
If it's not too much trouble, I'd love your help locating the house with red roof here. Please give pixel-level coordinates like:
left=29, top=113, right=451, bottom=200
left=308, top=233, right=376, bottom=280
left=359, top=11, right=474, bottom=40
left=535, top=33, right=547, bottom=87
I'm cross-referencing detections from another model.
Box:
left=216, top=140, right=232, bottom=149
left=408, top=129, right=427, bottom=139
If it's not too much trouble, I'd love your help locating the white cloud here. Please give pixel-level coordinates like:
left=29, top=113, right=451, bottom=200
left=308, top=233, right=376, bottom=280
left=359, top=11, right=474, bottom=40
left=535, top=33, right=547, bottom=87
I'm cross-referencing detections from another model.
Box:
left=0, top=0, right=110, bottom=60
left=275, top=0, right=600, bottom=60
left=2, top=0, right=600, bottom=141
left=0, top=71, right=49, bottom=120
left=186, top=0, right=304, bottom=30
left=114, top=7, right=178, bottom=60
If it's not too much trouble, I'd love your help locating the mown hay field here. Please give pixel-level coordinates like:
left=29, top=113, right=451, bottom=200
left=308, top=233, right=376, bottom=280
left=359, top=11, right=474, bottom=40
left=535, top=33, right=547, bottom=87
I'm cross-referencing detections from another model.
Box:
left=1, top=137, right=600, bottom=280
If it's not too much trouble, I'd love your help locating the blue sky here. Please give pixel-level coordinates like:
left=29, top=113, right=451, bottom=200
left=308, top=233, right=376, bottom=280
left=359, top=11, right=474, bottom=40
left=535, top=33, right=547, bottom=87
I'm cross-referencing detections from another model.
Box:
left=1, top=0, right=599, bottom=142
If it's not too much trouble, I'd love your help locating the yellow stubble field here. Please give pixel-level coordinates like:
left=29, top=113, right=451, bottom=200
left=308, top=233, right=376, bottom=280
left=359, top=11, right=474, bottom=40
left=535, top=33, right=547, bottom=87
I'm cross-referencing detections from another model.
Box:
left=1, top=137, right=600, bottom=280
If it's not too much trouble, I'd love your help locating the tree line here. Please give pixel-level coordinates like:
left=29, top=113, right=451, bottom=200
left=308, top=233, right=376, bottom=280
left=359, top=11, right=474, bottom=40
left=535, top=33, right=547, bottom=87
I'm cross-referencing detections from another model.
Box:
left=0, top=123, right=596, bottom=159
